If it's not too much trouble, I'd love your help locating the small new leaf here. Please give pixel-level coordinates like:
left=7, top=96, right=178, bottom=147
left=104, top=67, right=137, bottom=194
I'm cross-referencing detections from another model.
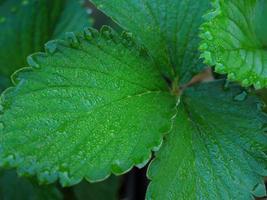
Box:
left=200, top=0, right=267, bottom=89
left=0, top=28, right=177, bottom=186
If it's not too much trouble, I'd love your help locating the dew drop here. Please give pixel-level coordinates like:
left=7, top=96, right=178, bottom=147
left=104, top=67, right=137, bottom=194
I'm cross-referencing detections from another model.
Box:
left=233, top=91, right=247, bottom=102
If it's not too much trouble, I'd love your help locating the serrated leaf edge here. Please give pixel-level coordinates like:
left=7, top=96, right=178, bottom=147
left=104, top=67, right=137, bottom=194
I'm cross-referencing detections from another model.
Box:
left=0, top=26, right=178, bottom=187
left=145, top=80, right=267, bottom=200
left=199, top=0, right=267, bottom=89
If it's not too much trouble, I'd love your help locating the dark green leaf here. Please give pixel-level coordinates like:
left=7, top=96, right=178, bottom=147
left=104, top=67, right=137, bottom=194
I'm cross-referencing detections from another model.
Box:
left=91, top=0, right=211, bottom=83
left=0, top=170, right=62, bottom=200
left=0, top=0, right=91, bottom=86
left=147, top=80, right=267, bottom=199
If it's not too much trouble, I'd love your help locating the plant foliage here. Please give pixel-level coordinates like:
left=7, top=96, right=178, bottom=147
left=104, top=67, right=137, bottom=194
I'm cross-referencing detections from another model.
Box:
left=0, top=169, right=62, bottom=200
left=0, top=0, right=91, bottom=88
left=0, top=0, right=266, bottom=199
left=200, top=0, right=267, bottom=89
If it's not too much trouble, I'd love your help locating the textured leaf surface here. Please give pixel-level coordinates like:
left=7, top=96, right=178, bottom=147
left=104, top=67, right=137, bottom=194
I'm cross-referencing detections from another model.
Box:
left=91, top=0, right=210, bottom=83
left=147, top=80, right=267, bottom=200
left=0, top=28, right=177, bottom=186
left=73, top=176, right=120, bottom=200
left=0, top=0, right=90, bottom=87
left=200, top=0, right=267, bottom=89
left=0, top=170, right=62, bottom=200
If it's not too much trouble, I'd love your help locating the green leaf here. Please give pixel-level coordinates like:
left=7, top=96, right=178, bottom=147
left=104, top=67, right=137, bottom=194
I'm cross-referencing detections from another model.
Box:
left=147, top=80, right=267, bottom=199
left=0, top=169, right=62, bottom=200
left=90, top=0, right=211, bottom=83
left=200, top=0, right=267, bottom=89
left=0, top=27, right=177, bottom=186
left=73, top=176, right=121, bottom=200
left=0, top=0, right=91, bottom=85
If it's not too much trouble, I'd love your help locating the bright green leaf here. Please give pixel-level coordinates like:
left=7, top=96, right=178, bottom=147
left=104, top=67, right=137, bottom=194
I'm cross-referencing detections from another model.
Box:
left=0, top=169, right=62, bottom=200
left=200, top=0, right=267, bottom=89
left=90, top=0, right=211, bottom=83
left=0, top=27, right=177, bottom=186
left=73, top=176, right=121, bottom=200
left=0, top=0, right=91, bottom=87
left=147, top=80, right=267, bottom=200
